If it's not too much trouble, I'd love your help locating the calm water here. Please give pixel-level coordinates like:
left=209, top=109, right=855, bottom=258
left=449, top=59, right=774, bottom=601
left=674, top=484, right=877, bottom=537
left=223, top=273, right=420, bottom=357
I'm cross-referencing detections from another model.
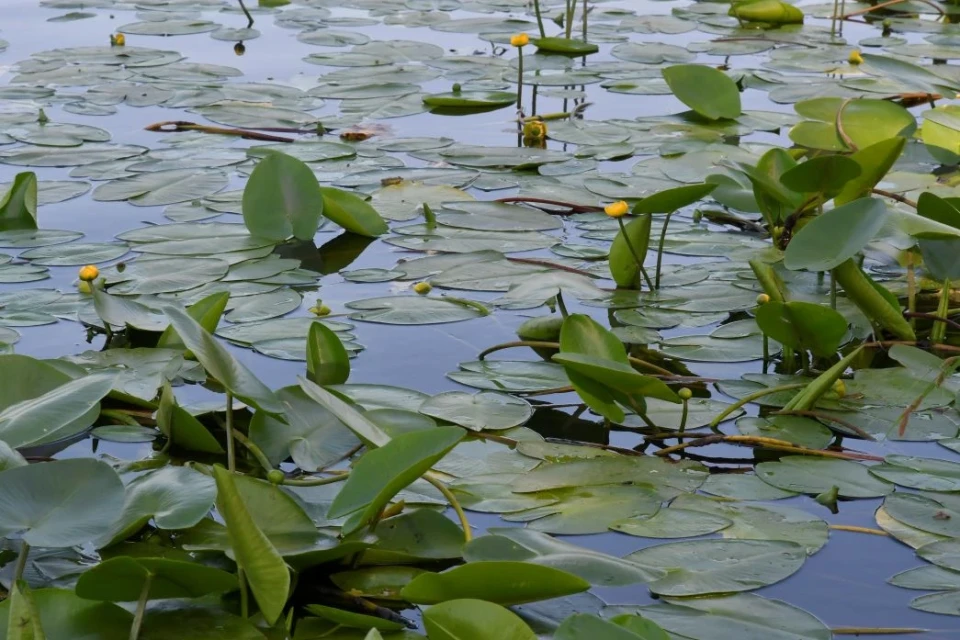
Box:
left=1, top=0, right=959, bottom=635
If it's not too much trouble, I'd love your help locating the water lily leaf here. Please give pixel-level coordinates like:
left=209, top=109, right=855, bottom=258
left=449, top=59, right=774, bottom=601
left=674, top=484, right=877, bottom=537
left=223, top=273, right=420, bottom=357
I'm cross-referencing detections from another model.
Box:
left=401, top=561, right=589, bottom=605
left=870, top=454, right=960, bottom=491
left=141, top=606, right=266, bottom=640
left=755, top=301, right=847, bottom=357
left=163, top=305, right=282, bottom=415
left=305, top=321, right=350, bottom=386
left=496, top=272, right=604, bottom=308
left=0, top=589, right=131, bottom=640
left=212, top=467, right=289, bottom=625
left=730, top=0, right=804, bottom=23
left=419, top=391, right=532, bottom=431
left=423, top=599, right=536, bottom=640
left=318, top=187, right=388, bottom=237
left=757, top=456, right=894, bottom=498
left=75, top=556, right=236, bottom=602
left=0, top=172, right=37, bottom=232
left=612, top=42, right=694, bottom=64
left=612, top=508, right=732, bottom=539
left=423, top=91, right=516, bottom=108
left=98, top=466, right=218, bottom=547
left=889, top=565, right=960, bottom=591
left=0, top=143, right=146, bottom=167
left=736, top=415, right=833, bottom=449
left=346, top=296, right=487, bottom=324
left=918, top=539, right=960, bottom=572
left=0, top=372, right=115, bottom=449
left=330, top=426, right=464, bottom=534
left=448, top=360, right=569, bottom=392
left=514, top=455, right=706, bottom=496
left=387, top=227, right=558, bottom=253
left=463, top=528, right=651, bottom=587
left=20, top=242, right=127, bottom=266
left=93, top=170, right=227, bottom=207
left=789, top=98, right=916, bottom=152
left=438, top=201, right=561, bottom=232
left=304, top=604, right=404, bottom=632
left=662, top=65, right=741, bottom=120
left=609, top=214, right=651, bottom=289
left=783, top=197, right=888, bottom=271
left=627, top=593, right=831, bottom=640
left=504, top=485, right=661, bottom=535
left=625, top=539, right=806, bottom=596
left=243, top=151, right=323, bottom=242
left=700, top=474, right=798, bottom=500
left=192, top=104, right=318, bottom=129
left=0, top=458, right=125, bottom=547
left=119, top=19, right=219, bottom=35
left=909, top=591, right=960, bottom=616
left=882, top=492, right=960, bottom=537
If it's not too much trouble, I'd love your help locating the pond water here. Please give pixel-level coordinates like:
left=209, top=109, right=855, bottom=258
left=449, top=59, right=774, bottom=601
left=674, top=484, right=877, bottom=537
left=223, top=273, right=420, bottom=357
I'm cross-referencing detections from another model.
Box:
left=3, top=0, right=960, bottom=637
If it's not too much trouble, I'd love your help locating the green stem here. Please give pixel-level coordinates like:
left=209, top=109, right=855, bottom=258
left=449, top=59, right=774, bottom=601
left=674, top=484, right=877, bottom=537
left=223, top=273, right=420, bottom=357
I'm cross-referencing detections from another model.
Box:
left=424, top=472, right=472, bottom=542
left=907, top=250, right=916, bottom=330
left=232, top=429, right=273, bottom=473
left=129, top=573, right=153, bottom=640
left=830, top=269, right=837, bottom=310
left=225, top=392, right=236, bottom=472
left=100, top=409, right=142, bottom=426
left=749, top=259, right=786, bottom=302
left=282, top=472, right=349, bottom=487
left=556, top=291, right=569, bottom=318
left=710, top=383, right=807, bottom=430
left=678, top=398, right=689, bottom=436
left=532, top=0, right=546, bottom=37
left=12, top=541, right=29, bottom=584
left=654, top=212, right=673, bottom=289
left=582, top=0, right=588, bottom=40
left=833, top=258, right=916, bottom=341
left=565, top=0, right=574, bottom=38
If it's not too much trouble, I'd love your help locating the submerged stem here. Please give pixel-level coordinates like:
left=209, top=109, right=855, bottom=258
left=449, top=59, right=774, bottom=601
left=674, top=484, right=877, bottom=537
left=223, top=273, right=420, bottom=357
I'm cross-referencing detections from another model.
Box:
left=423, top=473, right=472, bottom=542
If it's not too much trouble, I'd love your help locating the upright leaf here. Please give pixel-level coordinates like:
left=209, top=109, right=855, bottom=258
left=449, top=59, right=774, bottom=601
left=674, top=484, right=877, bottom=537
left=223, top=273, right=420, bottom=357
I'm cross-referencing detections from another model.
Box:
left=754, top=301, right=847, bottom=357
left=401, top=561, right=590, bottom=605
left=662, top=65, right=741, bottom=120
left=0, top=172, right=38, bottom=232
left=155, top=382, right=224, bottom=455
left=319, top=187, right=388, bottom=237
left=633, top=183, right=717, bottom=215
left=423, top=599, right=536, bottom=640
left=328, top=426, right=465, bottom=534
left=306, top=322, right=350, bottom=385
left=163, top=305, right=282, bottom=415
left=298, top=377, right=391, bottom=447
left=157, top=292, right=230, bottom=353
left=242, top=151, right=323, bottom=242
left=834, top=137, right=905, bottom=205
left=609, top=214, right=652, bottom=289
left=212, top=466, right=290, bottom=625
left=7, top=581, right=45, bottom=640
left=784, top=198, right=888, bottom=272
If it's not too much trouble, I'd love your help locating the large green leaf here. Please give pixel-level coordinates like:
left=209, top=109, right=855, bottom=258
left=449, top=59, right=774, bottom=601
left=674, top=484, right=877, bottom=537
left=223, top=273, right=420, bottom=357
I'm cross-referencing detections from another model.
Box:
left=328, top=426, right=464, bottom=534
left=400, top=561, right=590, bottom=605
left=754, top=301, right=847, bottom=357
left=0, top=172, right=37, bottom=232
left=625, top=539, right=806, bottom=596
left=156, top=292, right=230, bottom=354
left=783, top=197, right=888, bottom=272
left=212, top=466, right=289, bottom=625
left=242, top=151, right=323, bottom=242
left=834, top=137, right=905, bottom=205
left=556, top=614, right=668, bottom=640
left=0, top=589, right=131, bottom=640
left=319, top=187, right=388, bottom=237
left=609, top=214, right=651, bottom=289
left=422, top=599, right=536, bottom=640
left=662, top=65, right=741, bottom=120
left=789, top=98, right=916, bottom=152
left=306, top=321, right=350, bottom=386
left=633, top=183, right=717, bottom=215
left=418, top=391, right=532, bottom=431
left=163, top=305, right=282, bottom=415
left=155, top=382, right=224, bottom=455
left=555, top=314, right=629, bottom=423
left=298, top=377, right=391, bottom=447
left=0, top=459, right=125, bottom=547
left=757, top=456, right=893, bottom=498
left=75, top=557, right=236, bottom=601
left=779, top=155, right=861, bottom=196
left=0, top=372, right=115, bottom=448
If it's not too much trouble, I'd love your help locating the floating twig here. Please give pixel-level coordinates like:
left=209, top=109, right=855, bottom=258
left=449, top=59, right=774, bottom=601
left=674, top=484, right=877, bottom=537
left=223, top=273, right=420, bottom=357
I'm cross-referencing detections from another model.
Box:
left=145, top=120, right=294, bottom=143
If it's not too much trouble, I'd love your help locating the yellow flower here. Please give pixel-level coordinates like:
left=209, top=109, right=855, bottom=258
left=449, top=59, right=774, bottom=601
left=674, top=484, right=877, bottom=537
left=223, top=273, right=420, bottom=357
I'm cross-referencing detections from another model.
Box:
left=510, top=33, right=530, bottom=48
left=523, top=120, right=547, bottom=140
left=604, top=201, right=629, bottom=218
left=678, top=387, right=692, bottom=401
left=110, top=33, right=125, bottom=47
left=848, top=49, right=863, bottom=65
left=78, top=265, right=99, bottom=282
left=308, top=303, right=331, bottom=316
left=413, top=282, right=432, bottom=295
left=756, top=293, right=770, bottom=305
left=832, top=379, right=847, bottom=398
left=234, top=42, right=246, bottom=56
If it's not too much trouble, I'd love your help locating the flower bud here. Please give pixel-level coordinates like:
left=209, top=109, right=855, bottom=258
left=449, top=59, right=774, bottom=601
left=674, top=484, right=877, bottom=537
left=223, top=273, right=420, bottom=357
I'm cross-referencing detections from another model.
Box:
left=78, top=265, right=99, bottom=282
left=413, top=282, right=432, bottom=295
left=604, top=200, right=629, bottom=218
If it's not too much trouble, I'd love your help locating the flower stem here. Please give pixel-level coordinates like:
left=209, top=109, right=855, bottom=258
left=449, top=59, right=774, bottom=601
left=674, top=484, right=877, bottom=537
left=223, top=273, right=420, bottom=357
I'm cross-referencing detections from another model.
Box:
left=555, top=291, right=569, bottom=318
left=678, top=397, right=690, bottom=436
left=282, top=471, right=349, bottom=487
left=129, top=573, right=153, bottom=640
left=533, top=0, right=546, bottom=37
left=654, top=211, right=673, bottom=289
left=709, top=383, right=807, bottom=430
left=232, top=429, right=273, bottom=473
left=516, top=48, right=524, bottom=115
left=424, top=472, right=472, bottom=543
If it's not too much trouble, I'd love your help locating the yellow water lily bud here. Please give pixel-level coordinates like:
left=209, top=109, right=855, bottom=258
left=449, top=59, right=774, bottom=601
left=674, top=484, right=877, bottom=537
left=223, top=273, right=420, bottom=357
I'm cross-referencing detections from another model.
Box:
left=234, top=41, right=246, bottom=56
left=510, top=33, right=530, bottom=48
left=523, top=120, right=547, bottom=140
left=848, top=49, right=863, bottom=65
left=413, top=282, right=432, bottom=295
left=110, top=33, right=125, bottom=47
left=309, top=304, right=331, bottom=317
left=78, top=265, right=99, bottom=282
left=756, top=293, right=770, bottom=305
left=604, top=200, right=629, bottom=218
left=832, top=379, right=847, bottom=398
left=678, top=387, right=693, bottom=401
left=267, top=469, right=284, bottom=484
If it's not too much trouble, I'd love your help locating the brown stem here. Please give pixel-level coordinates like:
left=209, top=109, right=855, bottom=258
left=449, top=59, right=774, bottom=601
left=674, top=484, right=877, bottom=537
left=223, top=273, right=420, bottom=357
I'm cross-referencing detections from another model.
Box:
left=506, top=256, right=598, bottom=277
left=145, top=121, right=294, bottom=143
left=493, top=196, right=603, bottom=213
left=903, top=311, right=960, bottom=332
left=655, top=434, right=884, bottom=461
left=871, top=188, right=917, bottom=208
